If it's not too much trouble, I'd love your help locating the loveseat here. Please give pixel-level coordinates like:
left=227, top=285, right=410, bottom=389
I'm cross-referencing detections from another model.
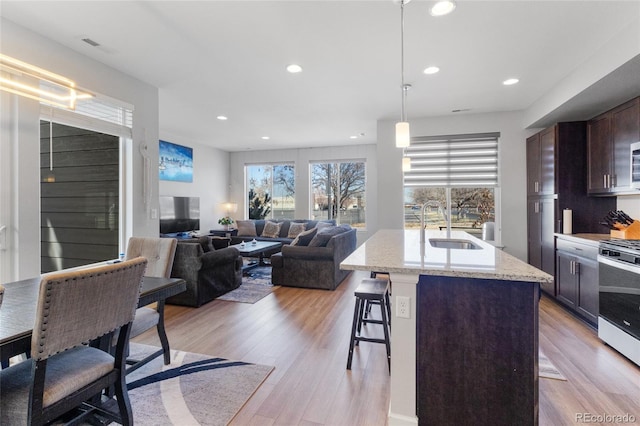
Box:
left=166, top=237, right=243, bottom=307
left=271, top=224, right=357, bottom=290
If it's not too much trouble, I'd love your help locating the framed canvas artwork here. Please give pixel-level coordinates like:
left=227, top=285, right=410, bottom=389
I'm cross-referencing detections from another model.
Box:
left=159, top=140, right=193, bottom=182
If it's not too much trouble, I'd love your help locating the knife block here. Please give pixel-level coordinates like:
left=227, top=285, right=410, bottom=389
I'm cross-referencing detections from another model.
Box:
left=610, top=220, right=640, bottom=239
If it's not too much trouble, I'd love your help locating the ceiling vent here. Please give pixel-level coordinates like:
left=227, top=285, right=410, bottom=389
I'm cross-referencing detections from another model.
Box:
left=81, top=38, right=100, bottom=47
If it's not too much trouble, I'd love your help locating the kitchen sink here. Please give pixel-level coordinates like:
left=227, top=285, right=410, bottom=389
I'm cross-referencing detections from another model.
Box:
left=428, top=238, right=482, bottom=250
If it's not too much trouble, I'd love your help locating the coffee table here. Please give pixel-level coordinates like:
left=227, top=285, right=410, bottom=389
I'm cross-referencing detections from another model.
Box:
left=231, top=241, right=282, bottom=272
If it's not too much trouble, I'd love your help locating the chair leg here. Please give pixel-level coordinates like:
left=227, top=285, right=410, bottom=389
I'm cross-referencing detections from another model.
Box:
left=347, top=297, right=362, bottom=370
left=156, top=300, right=171, bottom=365
left=114, top=370, right=133, bottom=426
left=380, top=298, right=391, bottom=374
left=385, top=290, right=392, bottom=327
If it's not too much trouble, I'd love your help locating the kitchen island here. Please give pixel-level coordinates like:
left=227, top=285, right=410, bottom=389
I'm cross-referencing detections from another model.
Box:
left=341, top=229, right=553, bottom=426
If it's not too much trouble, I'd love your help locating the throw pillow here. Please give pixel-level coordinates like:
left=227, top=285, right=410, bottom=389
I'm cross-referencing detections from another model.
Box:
left=315, top=221, right=333, bottom=232
left=236, top=220, right=257, bottom=237
left=287, top=222, right=307, bottom=238
left=308, top=232, right=333, bottom=247
left=290, top=227, right=317, bottom=246
left=261, top=220, right=282, bottom=238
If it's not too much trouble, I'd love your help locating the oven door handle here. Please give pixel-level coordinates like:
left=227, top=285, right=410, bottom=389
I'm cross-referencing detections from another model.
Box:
left=598, top=255, right=640, bottom=274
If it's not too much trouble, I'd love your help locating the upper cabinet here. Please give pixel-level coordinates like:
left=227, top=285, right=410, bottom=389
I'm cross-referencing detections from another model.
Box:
left=527, top=127, right=555, bottom=196
left=587, top=97, right=640, bottom=195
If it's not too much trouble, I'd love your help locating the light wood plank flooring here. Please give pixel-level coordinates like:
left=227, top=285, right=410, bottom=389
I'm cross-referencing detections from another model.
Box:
left=134, top=271, right=640, bottom=425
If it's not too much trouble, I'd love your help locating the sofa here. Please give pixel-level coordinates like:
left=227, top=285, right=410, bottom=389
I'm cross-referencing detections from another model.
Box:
left=230, top=219, right=336, bottom=245
left=271, top=224, right=357, bottom=290
left=166, top=236, right=243, bottom=307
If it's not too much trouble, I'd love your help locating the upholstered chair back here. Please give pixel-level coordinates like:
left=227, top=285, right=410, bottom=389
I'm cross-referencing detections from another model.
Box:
left=31, top=257, right=147, bottom=361
left=126, top=237, right=177, bottom=278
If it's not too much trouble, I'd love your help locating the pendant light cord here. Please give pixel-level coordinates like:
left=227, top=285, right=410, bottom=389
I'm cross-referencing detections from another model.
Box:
left=400, top=0, right=406, bottom=122
left=49, top=108, right=53, bottom=171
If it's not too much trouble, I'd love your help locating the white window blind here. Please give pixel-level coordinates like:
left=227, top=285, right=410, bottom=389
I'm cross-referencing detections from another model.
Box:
left=403, top=132, right=499, bottom=187
left=40, top=90, right=133, bottom=138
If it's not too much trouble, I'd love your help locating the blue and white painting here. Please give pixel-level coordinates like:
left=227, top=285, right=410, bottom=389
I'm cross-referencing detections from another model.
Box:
left=159, top=140, right=193, bottom=182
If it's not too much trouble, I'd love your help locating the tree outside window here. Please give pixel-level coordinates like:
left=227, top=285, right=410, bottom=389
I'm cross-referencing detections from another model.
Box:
left=311, top=161, right=365, bottom=228
left=246, top=164, right=295, bottom=219
left=404, top=187, right=495, bottom=238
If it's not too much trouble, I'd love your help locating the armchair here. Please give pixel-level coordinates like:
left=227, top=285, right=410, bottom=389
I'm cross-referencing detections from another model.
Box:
left=167, top=237, right=243, bottom=307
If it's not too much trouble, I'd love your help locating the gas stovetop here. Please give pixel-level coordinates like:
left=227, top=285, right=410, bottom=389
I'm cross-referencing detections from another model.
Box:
left=601, top=239, right=640, bottom=251
left=600, top=239, right=640, bottom=265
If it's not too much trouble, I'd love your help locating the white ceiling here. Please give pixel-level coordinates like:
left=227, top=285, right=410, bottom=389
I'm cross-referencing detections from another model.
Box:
left=1, top=1, right=639, bottom=151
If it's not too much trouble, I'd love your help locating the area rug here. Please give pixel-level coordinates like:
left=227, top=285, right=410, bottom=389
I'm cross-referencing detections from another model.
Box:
left=539, top=351, right=567, bottom=381
left=217, top=266, right=276, bottom=304
left=126, top=343, right=274, bottom=425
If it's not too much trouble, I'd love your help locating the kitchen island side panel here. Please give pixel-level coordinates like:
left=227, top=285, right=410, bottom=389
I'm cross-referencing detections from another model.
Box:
left=416, top=275, right=539, bottom=426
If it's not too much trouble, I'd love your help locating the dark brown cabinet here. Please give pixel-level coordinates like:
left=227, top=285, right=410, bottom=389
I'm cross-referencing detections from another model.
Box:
left=527, top=198, right=556, bottom=287
left=416, top=275, right=539, bottom=425
left=588, top=97, right=640, bottom=194
left=526, top=122, right=615, bottom=297
left=526, top=128, right=555, bottom=196
left=555, top=236, right=599, bottom=324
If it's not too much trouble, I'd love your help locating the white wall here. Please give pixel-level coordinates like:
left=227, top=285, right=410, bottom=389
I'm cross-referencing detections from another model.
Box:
left=159, top=135, right=230, bottom=234
left=377, top=111, right=538, bottom=261
left=229, top=144, right=377, bottom=245
left=0, top=19, right=159, bottom=280
left=618, top=195, right=640, bottom=219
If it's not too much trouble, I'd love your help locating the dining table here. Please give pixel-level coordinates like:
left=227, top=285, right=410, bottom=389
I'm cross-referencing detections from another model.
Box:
left=0, top=274, right=186, bottom=367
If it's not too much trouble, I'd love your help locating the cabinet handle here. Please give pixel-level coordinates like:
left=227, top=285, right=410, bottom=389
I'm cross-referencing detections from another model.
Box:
left=574, top=261, right=580, bottom=275
left=612, top=174, right=616, bottom=187
left=534, top=181, right=539, bottom=193
left=570, top=260, right=575, bottom=275
left=534, top=201, right=539, bottom=213
left=604, top=175, right=607, bottom=188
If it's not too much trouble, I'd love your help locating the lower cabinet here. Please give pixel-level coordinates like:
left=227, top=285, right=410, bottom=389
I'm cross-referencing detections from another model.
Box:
left=417, top=275, right=539, bottom=425
left=555, top=237, right=599, bottom=324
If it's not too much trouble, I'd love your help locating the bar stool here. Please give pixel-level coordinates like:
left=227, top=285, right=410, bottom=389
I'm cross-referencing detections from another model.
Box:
left=346, top=278, right=391, bottom=373
left=364, top=271, right=391, bottom=325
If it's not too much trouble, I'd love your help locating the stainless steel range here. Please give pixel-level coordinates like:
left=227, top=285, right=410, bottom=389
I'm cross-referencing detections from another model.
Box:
left=598, top=239, right=640, bottom=365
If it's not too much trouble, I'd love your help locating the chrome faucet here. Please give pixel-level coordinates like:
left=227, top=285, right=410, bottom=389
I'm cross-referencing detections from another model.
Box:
left=420, top=201, right=448, bottom=243
left=420, top=203, right=430, bottom=244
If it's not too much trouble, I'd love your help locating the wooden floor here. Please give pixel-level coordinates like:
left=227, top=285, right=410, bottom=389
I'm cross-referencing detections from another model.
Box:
left=134, top=271, right=640, bottom=425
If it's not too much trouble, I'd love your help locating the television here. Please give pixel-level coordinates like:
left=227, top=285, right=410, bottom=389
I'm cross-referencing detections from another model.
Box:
left=159, top=196, right=200, bottom=235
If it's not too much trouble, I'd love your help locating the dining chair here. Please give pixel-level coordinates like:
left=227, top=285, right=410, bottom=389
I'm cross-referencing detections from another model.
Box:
left=123, top=237, right=177, bottom=368
left=0, top=257, right=147, bottom=426
left=0, top=284, right=4, bottom=307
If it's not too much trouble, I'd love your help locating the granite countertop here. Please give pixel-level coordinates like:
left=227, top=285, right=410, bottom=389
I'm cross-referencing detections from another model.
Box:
left=341, top=229, right=553, bottom=283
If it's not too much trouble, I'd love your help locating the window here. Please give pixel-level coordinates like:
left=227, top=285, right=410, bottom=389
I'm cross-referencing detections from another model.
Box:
left=39, top=96, right=133, bottom=273
left=40, top=121, right=120, bottom=272
left=311, top=161, right=366, bottom=229
left=403, top=133, right=499, bottom=240
left=246, top=164, right=295, bottom=219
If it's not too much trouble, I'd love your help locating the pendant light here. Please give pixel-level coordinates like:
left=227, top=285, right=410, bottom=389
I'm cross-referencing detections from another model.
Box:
left=395, top=0, right=411, bottom=148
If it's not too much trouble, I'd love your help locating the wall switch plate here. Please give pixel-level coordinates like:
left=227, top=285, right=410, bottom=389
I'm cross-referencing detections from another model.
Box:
left=151, top=208, right=158, bottom=219
left=396, top=296, right=411, bottom=319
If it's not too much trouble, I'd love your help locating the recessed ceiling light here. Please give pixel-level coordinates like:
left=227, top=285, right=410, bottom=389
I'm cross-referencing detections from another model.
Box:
left=503, top=78, right=519, bottom=86
left=261, top=136, right=270, bottom=140
left=216, top=115, right=228, bottom=120
left=286, top=64, right=303, bottom=73
left=430, top=1, right=456, bottom=16
left=423, top=66, right=440, bottom=75
left=350, top=135, right=358, bottom=139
